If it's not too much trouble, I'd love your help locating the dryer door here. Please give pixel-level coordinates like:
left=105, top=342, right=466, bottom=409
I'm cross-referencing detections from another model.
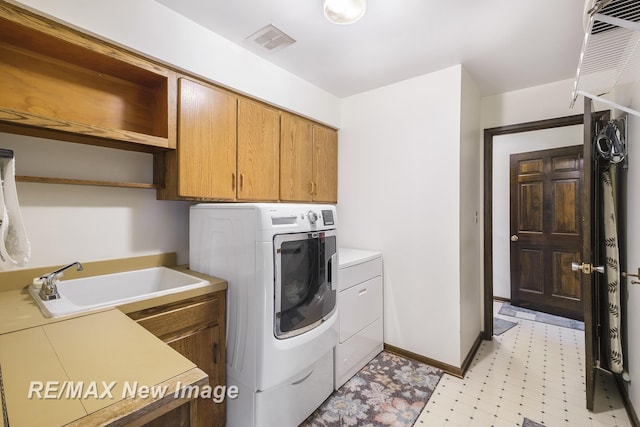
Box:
left=274, top=230, right=337, bottom=339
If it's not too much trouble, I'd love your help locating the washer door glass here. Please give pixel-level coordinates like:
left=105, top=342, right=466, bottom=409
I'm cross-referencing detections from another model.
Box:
left=274, top=230, right=337, bottom=339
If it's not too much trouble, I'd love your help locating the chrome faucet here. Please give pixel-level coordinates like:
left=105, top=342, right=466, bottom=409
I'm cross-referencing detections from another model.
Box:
left=38, top=262, right=83, bottom=301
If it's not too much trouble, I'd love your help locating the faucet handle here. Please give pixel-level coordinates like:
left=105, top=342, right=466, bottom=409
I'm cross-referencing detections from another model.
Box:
left=38, top=277, right=61, bottom=301
left=37, top=261, right=82, bottom=301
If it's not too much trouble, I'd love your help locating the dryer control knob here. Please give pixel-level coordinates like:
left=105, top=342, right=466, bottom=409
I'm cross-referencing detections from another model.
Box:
left=307, top=211, right=318, bottom=224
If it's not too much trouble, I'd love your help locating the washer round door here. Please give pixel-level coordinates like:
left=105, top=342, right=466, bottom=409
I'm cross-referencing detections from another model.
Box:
left=274, top=230, right=337, bottom=339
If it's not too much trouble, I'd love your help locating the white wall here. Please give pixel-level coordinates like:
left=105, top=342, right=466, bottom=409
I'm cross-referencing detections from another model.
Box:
left=0, top=133, right=190, bottom=268
left=10, top=0, right=341, bottom=128
left=482, top=79, right=582, bottom=130
left=339, top=65, right=468, bottom=367
left=459, top=68, right=482, bottom=362
left=612, top=81, right=640, bottom=418
left=492, top=125, right=583, bottom=298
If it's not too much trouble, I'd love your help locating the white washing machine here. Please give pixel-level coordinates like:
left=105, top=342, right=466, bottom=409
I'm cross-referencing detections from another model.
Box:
left=189, top=203, right=338, bottom=427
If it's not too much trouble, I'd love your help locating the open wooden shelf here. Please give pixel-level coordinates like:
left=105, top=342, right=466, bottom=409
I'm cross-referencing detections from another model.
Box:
left=0, top=4, right=175, bottom=151
left=16, top=175, right=161, bottom=190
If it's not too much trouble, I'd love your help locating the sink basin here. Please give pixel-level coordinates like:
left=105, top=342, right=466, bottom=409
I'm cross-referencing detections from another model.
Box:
left=29, top=267, right=209, bottom=317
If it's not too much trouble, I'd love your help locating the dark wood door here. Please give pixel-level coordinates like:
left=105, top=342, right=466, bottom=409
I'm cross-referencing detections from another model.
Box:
left=582, top=104, right=610, bottom=410
left=510, top=145, right=584, bottom=320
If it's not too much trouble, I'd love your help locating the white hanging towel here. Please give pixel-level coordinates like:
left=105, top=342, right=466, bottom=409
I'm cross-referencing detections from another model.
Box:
left=0, top=155, right=30, bottom=270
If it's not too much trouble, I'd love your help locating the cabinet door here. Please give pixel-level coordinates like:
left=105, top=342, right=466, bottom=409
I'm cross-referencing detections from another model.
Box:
left=280, top=113, right=313, bottom=202
left=312, top=125, right=338, bottom=203
left=169, top=324, right=225, bottom=427
left=178, top=78, right=237, bottom=199
left=237, top=97, right=280, bottom=200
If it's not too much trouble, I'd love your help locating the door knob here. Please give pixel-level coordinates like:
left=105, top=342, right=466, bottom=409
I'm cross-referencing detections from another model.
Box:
left=572, top=262, right=604, bottom=274
left=510, top=235, right=519, bottom=242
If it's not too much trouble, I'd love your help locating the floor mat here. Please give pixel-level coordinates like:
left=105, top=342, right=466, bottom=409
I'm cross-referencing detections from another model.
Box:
left=493, top=317, right=517, bottom=335
left=522, top=417, right=545, bottom=426
left=499, top=302, right=584, bottom=331
left=301, top=351, right=443, bottom=426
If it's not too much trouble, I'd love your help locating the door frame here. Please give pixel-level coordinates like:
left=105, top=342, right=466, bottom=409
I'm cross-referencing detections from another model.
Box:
left=483, top=113, right=585, bottom=339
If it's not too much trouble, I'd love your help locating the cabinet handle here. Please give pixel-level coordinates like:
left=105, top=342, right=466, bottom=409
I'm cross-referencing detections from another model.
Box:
left=232, top=173, right=236, bottom=191
left=240, top=173, right=244, bottom=191
left=313, top=182, right=318, bottom=195
left=213, top=343, right=219, bottom=364
left=308, top=181, right=314, bottom=194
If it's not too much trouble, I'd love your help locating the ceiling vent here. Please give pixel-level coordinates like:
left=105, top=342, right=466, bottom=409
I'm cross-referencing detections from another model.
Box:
left=590, top=0, right=640, bottom=34
left=246, top=24, right=295, bottom=52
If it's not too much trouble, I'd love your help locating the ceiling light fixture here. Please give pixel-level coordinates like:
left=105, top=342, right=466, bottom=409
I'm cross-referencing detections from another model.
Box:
left=323, top=0, right=366, bottom=24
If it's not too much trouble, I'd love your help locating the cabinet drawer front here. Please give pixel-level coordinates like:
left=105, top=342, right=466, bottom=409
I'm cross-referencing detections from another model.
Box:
left=334, top=318, right=383, bottom=389
left=137, top=297, right=221, bottom=341
left=339, top=276, right=383, bottom=343
left=338, top=257, right=382, bottom=291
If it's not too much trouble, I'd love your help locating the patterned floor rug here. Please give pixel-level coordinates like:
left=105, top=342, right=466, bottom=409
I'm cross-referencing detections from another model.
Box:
left=301, top=351, right=443, bottom=427
left=499, top=302, right=584, bottom=331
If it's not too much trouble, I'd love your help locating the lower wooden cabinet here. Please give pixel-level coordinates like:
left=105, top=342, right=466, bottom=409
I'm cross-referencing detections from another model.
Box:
left=127, top=292, right=226, bottom=427
left=145, top=402, right=192, bottom=427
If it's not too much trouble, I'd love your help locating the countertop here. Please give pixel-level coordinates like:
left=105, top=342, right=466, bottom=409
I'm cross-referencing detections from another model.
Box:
left=0, top=255, right=227, bottom=426
left=339, top=247, right=382, bottom=269
left=0, top=309, right=205, bottom=426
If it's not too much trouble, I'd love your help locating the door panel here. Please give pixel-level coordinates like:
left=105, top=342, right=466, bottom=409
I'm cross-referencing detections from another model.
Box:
left=519, top=182, right=544, bottom=231
left=582, top=104, right=610, bottom=410
left=519, top=158, right=543, bottom=174
left=510, top=145, right=584, bottom=320
left=519, top=248, right=544, bottom=293
left=553, top=180, right=579, bottom=233
left=582, top=102, right=596, bottom=411
left=552, top=250, right=581, bottom=299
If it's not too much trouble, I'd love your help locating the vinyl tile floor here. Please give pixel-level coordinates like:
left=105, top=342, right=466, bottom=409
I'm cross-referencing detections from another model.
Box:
left=414, top=301, right=632, bottom=427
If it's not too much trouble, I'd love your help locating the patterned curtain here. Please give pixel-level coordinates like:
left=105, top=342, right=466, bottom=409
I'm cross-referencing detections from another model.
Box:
left=602, top=164, right=623, bottom=373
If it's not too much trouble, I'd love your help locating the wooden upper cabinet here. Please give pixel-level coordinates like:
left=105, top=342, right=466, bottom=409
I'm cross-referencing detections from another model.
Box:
left=312, top=125, right=338, bottom=203
left=280, top=113, right=314, bottom=202
left=279, top=114, right=338, bottom=203
left=177, top=78, right=237, bottom=200
left=237, top=97, right=280, bottom=201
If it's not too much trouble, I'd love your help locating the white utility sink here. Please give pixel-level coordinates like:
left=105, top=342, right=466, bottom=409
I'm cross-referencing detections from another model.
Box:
left=29, top=267, right=209, bottom=318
